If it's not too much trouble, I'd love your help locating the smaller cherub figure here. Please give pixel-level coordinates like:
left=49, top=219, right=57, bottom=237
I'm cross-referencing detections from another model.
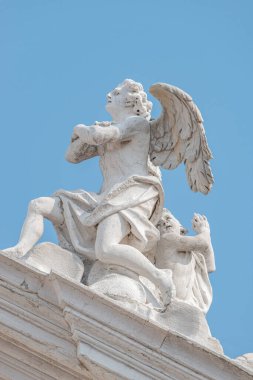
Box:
left=155, top=210, right=215, bottom=313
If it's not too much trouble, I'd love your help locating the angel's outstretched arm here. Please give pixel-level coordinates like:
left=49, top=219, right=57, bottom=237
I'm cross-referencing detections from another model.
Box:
left=65, top=123, right=120, bottom=163
left=65, top=137, right=95, bottom=163
left=65, top=126, right=100, bottom=164
left=72, top=124, right=121, bottom=146
left=72, top=117, right=148, bottom=145
left=66, top=117, right=148, bottom=163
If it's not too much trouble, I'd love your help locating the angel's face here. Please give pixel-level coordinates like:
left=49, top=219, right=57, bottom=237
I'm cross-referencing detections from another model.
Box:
left=106, top=84, right=134, bottom=120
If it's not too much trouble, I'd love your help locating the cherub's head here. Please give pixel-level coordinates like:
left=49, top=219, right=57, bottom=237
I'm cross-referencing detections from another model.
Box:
left=106, top=79, right=152, bottom=121
left=157, top=209, right=188, bottom=236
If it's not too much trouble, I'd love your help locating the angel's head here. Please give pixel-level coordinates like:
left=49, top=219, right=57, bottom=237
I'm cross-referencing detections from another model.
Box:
left=106, top=79, right=152, bottom=121
left=157, top=209, right=188, bottom=236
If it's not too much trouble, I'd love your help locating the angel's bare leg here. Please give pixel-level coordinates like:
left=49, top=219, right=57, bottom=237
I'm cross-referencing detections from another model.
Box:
left=3, top=197, right=64, bottom=257
left=95, top=213, right=175, bottom=305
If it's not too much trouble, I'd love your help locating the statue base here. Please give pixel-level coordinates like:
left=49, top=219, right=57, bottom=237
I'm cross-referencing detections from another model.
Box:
left=0, top=249, right=252, bottom=380
left=3, top=242, right=222, bottom=352
left=86, top=260, right=222, bottom=353
left=21, top=242, right=84, bottom=281
left=1, top=242, right=223, bottom=353
left=87, top=260, right=162, bottom=307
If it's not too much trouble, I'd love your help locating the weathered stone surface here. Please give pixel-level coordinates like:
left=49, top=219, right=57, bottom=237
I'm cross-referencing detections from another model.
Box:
left=235, top=353, right=253, bottom=372
left=21, top=242, right=84, bottom=281
left=0, top=251, right=252, bottom=380
left=1, top=79, right=251, bottom=379
left=2, top=79, right=214, bottom=310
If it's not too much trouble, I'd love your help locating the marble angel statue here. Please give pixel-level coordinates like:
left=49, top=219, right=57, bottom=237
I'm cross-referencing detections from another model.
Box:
left=3, top=79, right=214, bottom=305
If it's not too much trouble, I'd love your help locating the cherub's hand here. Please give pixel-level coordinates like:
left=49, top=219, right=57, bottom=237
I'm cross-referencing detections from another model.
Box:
left=192, top=213, right=210, bottom=234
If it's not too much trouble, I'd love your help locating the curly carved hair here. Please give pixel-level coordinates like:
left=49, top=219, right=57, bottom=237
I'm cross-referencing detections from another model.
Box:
left=118, top=79, right=153, bottom=120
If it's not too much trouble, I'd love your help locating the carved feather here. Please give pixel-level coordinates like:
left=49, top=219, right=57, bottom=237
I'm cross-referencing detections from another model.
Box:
left=149, top=83, right=214, bottom=194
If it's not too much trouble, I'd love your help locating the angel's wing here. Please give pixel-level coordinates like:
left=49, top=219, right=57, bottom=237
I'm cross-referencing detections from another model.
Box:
left=149, top=83, right=214, bottom=194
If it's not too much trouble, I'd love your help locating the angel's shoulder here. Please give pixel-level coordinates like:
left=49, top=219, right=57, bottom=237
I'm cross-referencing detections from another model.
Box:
left=123, top=115, right=150, bottom=132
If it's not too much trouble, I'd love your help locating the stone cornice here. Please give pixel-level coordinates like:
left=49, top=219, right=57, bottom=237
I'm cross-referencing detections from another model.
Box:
left=0, top=251, right=252, bottom=380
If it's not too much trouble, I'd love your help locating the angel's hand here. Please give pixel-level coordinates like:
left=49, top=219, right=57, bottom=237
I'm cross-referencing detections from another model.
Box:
left=95, top=121, right=111, bottom=127
left=192, top=213, right=210, bottom=234
left=73, top=124, right=86, bottom=136
left=72, top=124, right=91, bottom=142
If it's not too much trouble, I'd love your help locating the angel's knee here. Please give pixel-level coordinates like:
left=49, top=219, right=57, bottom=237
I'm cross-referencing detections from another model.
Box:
left=28, top=197, right=63, bottom=224
left=28, top=198, right=47, bottom=214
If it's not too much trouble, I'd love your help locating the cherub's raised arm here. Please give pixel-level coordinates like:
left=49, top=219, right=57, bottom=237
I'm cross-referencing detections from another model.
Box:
left=165, top=232, right=215, bottom=273
left=178, top=214, right=215, bottom=272
left=174, top=233, right=209, bottom=252
left=185, top=235, right=215, bottom=273
left=161, top=214, right=215, bottom=272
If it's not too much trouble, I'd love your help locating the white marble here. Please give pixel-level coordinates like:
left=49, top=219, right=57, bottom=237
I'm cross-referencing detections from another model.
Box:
left=1, top=78, right=253, bottom=379
left=0, top=252, right=252, bottom=380
left=235, top=354, right=253, bottom=372
left=2, top=79, right=215, bottom=311
left=155, top=209, right=215, bottom=313
left=149, top=83, right=214, bottom=194
left=21, top=242, right=84, bottom=281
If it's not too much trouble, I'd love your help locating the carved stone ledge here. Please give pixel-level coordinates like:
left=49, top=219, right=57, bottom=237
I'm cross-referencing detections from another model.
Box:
left=0, top=252, right=252, bottom=380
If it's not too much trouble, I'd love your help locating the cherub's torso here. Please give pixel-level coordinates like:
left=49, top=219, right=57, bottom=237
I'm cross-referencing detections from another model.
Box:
left=156, top=235, right=194, bottom=300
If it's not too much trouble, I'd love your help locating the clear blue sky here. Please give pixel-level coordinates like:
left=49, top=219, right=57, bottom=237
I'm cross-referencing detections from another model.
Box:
left=0, top=0, right=252, bottom=359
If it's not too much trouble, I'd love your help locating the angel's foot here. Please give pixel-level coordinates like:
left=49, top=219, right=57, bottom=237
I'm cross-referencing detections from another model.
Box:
left=2, top=245, right=26, bottom=259
left=155, top=268, right=176, bottom=306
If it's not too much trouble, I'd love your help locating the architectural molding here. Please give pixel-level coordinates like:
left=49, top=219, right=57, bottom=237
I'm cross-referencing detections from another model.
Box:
left=0, top=252, right=252, bottom=380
